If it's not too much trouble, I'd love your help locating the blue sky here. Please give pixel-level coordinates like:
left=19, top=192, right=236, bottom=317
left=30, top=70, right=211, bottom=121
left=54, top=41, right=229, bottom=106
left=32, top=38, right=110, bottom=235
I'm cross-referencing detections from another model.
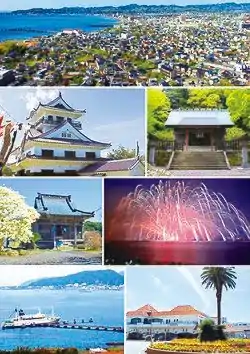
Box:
left=0, top=88, right=145, bottom=156
left=1, top=0, right=249, bottom=11
left=0, top=265, right=123, bottom=286
left=126, top=266, right=250, bottom=323
left=0, top=178, right=102, bottom=222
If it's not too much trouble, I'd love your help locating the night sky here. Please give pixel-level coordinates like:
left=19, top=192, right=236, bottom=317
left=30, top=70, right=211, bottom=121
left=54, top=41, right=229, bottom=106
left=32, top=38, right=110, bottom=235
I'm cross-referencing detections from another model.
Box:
left=104, top=178, right=250, bottom=220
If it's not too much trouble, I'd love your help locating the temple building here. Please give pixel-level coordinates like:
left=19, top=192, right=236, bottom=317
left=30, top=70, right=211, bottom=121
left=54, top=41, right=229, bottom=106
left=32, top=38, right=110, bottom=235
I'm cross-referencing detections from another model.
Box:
left=149, top=109, right=236, bottom=170
left=9, top=92, right=144, bottom=176
left=33, top=193, right=94, bottom=248
left=165, top=109, right=234, bottom=151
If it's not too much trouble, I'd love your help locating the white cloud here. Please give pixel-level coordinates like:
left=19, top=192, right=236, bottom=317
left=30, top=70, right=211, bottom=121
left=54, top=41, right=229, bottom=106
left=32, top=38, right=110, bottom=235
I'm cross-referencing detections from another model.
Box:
left=20, top=88, right=59, bottom=113
left=177, top=266, right=210, bottom=313
left=151, top=275, right=169, bottom=294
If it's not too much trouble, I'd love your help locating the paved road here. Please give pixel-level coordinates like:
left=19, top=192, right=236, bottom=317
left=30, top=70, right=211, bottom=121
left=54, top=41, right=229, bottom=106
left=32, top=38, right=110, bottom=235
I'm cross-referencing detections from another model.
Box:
left=126, top=341, right=149, bottom=354
left=168, top=168, right=250, bottom=177
left=0, top=251, right=102, bottom=265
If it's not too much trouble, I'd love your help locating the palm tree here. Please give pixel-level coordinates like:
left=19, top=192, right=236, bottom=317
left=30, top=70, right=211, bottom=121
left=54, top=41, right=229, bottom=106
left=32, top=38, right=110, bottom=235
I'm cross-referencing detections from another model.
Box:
left=201, top=267, right=237, bottom=326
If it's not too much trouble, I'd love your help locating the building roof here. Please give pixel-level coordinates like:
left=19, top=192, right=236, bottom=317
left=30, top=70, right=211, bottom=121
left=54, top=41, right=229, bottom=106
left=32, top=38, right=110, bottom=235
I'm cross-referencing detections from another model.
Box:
left=27, top=92, right=86, bottom=121
left=165, top=109, right=234, bottom=127
left=79, top=157, right=142, bottom=174
left=127, top=304, right=208, bottom=318
left=27, top=120, right=111, bottom=148
left=34, top=193, right=94, bottom=217
left=127, top=304, right=159, bottom=317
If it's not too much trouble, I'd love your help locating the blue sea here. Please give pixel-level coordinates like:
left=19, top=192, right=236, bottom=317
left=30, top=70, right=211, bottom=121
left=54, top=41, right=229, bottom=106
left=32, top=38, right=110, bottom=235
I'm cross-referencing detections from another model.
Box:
left=0, top=289, right=124, bottom=350
left=0, top=13, right=118, bottom=42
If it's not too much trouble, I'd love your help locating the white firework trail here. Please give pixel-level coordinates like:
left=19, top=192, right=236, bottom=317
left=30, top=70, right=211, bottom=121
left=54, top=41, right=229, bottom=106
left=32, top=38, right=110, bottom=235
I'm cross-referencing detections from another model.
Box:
left=108, top=181, right=250, bottom=242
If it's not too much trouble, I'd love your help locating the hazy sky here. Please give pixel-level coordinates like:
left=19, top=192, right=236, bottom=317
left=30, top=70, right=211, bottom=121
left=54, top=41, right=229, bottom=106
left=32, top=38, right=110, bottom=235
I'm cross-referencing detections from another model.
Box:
left=127, top=266, right=250, bottom=323
left=1, top=0, right=249, bottom=11
left=0, top=88, right=145, bottom=156
left=0, top=265, right=123, bottom=286
left=0, top=178, right=102, bottom=222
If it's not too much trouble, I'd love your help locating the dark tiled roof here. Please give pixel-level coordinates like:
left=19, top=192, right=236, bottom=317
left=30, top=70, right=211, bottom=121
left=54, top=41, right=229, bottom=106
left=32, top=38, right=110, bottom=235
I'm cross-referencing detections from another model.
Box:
left=27, top=120, right=111, bottom=147
left=27, top=92, right=86, bottom=120
left=34, top=193, right=94, bottom=217
left=80, top=157, right=141, bottom=173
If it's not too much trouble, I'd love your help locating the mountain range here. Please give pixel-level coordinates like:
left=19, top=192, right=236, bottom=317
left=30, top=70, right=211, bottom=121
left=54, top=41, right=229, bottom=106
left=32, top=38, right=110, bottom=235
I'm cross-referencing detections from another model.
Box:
left=1, top=270, right=124, bottom=289
left=10, top=3, right=250, bottom=15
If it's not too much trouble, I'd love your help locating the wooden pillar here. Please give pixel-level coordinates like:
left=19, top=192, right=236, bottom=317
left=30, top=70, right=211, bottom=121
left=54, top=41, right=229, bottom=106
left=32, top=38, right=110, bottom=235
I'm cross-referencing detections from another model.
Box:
left=211, top=129, right=214, bottom=151
left=74, top=223, right=78, bottom=247
left=185, top=129, right=189, bottom=151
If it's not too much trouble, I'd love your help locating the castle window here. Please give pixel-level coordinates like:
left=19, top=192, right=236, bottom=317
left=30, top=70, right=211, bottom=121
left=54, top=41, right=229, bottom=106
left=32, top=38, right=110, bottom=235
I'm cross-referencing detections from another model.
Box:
left=56, top=116, right=64, bottom=123
left=41, top=150, right=54, bottom=158
left=62, top=132, right=67, bottom=137
left=67, top=133, right=72, bottom=138
left=47, top=115, right=53, bottom=123
left=86, top=152, right=96, bottom=159
left=65, top=151, right=76, bottom=159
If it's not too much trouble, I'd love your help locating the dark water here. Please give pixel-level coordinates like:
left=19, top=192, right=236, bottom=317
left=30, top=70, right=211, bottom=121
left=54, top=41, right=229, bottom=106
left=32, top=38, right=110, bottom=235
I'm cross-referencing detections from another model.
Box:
left=0, top=14, right=118, bottom=41
left=0, top=289, right=124, bottom=350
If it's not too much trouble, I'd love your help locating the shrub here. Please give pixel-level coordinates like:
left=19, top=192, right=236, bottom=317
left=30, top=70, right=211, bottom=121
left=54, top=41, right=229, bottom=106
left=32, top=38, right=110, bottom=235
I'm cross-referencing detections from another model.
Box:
left=82, top=231, right=102, bottom=251
left=199, top=319, right=217, bottom=342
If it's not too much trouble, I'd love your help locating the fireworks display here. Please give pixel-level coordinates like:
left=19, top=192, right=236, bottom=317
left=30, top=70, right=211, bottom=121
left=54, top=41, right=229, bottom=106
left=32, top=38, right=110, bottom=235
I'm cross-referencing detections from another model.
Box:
left=108, top=181, right=250, bottom=242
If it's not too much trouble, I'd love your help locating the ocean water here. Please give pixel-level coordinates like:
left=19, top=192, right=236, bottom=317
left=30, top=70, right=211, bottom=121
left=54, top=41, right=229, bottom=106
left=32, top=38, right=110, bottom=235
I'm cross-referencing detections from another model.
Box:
left=0, top=14, right=118, bottom=41
left=0, top=289, right=124, bottom=350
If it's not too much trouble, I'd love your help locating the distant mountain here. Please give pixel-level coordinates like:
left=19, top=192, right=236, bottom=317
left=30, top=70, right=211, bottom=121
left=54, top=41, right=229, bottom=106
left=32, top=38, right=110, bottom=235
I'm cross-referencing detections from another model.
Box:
left=10, top=3, right=250, bottom=15
left=18, top=270, right=124, bottom=289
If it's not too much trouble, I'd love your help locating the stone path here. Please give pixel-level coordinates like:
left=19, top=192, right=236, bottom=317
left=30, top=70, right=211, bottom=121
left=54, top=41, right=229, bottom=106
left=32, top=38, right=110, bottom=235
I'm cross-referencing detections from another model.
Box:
left=0, top=251, right=102, bottom=265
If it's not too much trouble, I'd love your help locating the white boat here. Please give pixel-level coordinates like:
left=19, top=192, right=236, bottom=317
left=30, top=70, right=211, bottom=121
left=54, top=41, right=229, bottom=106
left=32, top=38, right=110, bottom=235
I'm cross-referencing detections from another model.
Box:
left=1, top=308, right=60, bottom=329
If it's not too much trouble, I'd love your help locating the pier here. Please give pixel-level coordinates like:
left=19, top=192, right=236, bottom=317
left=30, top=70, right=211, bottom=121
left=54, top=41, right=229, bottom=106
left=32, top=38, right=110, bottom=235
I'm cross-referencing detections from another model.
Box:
left=2, top=322, right=124, bottom=333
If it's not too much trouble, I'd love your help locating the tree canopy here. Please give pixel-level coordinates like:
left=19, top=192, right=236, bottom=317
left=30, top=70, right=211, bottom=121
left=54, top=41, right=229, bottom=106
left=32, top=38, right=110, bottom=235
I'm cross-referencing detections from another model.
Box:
left=84, top=221, right=102, bottom=234
left=0, top=187, right=40, bottom=248
left=107, top=145, right=137, bottom=159
left=148, top=88, right=250, bottom=142
left=147, top=88, right=173, bottom=141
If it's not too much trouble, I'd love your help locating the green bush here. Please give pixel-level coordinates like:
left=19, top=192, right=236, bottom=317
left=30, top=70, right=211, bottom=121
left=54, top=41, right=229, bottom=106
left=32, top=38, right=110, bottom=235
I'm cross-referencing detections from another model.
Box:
left=155, top=150, right=172, bottom=167
left=199, top=319, right=217, bottom=342
left=216, top=325, right=227, bottom=341
left=227, top=152, right=242, bottom=167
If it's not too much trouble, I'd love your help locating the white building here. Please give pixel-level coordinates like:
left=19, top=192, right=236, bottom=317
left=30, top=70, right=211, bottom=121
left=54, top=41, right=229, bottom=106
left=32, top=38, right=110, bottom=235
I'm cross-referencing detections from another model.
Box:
left=127, top=304, right=250, bottom=339
left=9, top=93, right=145, bottom=176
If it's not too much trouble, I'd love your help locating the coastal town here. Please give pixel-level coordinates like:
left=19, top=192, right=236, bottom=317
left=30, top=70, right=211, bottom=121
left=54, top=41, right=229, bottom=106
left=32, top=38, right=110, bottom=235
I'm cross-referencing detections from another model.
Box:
left=0, top=11, right=250, bottom=87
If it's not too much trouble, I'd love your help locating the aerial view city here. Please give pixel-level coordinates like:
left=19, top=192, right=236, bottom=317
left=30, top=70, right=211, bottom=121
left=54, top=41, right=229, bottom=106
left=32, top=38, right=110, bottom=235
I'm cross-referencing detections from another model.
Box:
left=0, top=1, right=249, bottom=87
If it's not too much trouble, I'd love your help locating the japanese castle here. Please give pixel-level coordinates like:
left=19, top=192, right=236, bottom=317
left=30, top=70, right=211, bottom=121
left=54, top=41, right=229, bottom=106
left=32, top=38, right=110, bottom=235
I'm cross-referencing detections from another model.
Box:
left=33, top=193, right=94, bottom=248
left=9, top=93, right=144, bottom=176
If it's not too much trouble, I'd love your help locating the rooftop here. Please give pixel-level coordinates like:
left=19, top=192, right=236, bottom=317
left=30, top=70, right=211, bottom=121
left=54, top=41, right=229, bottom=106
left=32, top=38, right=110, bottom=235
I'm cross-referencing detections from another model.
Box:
left=165, top=109, right=234, bottom=127
left=27, top=92, right=86, bottom=121
left=79, top=157, right=142, bottom=174
left=127, top=304, right=208, bottom=318
left=34, top=193, right=94, bottom=217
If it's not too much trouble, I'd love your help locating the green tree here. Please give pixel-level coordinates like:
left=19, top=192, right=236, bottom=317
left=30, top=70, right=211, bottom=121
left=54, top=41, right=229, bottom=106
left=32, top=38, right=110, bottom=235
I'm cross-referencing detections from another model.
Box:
left=147, top=88, right=172, bottom=141
left=201, top=267, right=237, bottom=325
left=199, top=319, right=217, bottom=342
left=107, top=145, right=136, bottom=159
left=226, top=90, right=250, bottom=133
left=31, top=232, right=42, bottom=249
left=84, top=221, right=102, bottom=234
left=187, top=89, right=225, bottom=109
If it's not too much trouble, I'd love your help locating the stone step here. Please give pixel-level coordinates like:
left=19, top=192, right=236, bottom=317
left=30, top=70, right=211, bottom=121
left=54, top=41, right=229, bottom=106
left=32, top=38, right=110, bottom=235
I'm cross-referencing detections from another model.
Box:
left=170, top=151, right=229, bottom=170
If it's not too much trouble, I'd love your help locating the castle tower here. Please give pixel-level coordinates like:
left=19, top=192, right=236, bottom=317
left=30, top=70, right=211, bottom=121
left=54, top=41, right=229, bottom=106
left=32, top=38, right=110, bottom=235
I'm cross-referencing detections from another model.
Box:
left=10, top=92, right=111, bottom=175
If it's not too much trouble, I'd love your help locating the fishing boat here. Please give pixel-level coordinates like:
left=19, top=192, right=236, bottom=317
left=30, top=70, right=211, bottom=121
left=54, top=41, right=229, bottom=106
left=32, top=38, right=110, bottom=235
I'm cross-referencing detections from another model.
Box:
left=1, top=308, right=60, bottom=329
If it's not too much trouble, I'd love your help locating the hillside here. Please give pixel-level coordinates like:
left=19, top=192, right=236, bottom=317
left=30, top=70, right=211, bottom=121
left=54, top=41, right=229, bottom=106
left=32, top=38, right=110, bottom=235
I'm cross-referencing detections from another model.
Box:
left=10, top=3, right=250, bottom=15
left=18, top=270, right=124, bottom=289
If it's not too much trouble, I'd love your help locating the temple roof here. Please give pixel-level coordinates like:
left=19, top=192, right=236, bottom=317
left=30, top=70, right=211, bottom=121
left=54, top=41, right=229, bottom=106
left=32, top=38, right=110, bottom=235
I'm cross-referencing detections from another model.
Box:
left=27, top=92, right=86, bottom=121
left=34, top=193, right=94, bottom=217
left=79, top=157, right=142, bottom=174
left=165, top=109, right=234, bottom=127
left=27, top=120, right=111, bottom=148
